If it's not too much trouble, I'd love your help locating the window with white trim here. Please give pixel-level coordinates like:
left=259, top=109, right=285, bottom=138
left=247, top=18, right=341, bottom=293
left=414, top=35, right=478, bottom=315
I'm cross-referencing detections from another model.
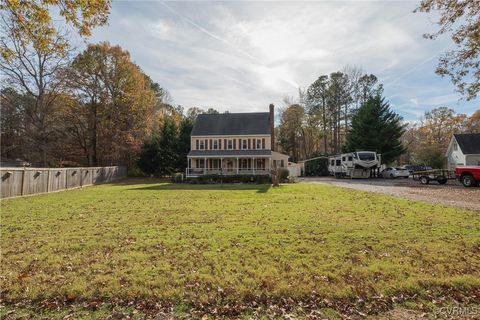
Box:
left=213, top=139, right=219, bottom=150
left=256, top=139, right=262, bottom=149
left=255, top=159, right=265, bottom=169
left=227, top=139, right=233, bottom=150
left=199, top=140, right=205, bottom=150
left=453, top=141, right=458, bottom=151
left=242, top=139, right=248, bottom=150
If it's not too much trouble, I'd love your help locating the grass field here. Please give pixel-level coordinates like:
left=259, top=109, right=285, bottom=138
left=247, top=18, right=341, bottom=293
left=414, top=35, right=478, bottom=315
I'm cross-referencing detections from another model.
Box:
left=1, top=180, right=480, bottom=318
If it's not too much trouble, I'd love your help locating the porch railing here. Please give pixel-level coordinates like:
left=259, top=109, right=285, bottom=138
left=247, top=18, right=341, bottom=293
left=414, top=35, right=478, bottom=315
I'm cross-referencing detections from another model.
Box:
left=186, top=168, right=270, bottom=177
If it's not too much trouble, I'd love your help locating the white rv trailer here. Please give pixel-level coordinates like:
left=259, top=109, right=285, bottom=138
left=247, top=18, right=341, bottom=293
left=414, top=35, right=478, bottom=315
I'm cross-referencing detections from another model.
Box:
left=328, top=151, right=381, bottom=178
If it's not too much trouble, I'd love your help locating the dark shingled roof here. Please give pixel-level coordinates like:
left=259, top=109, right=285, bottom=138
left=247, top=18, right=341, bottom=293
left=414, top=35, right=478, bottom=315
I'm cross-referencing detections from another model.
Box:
left=454, top=133, right=480, bottom=154
left=191, top=112, right=271, bottom=136
left=188, top=150, right=272, bottom=157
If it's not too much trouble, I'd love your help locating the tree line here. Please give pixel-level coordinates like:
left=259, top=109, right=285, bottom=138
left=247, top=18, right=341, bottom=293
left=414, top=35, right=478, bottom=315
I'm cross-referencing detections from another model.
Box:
left=277, top=67, right=385, bottom=162
left=1, top=0, right=478, bottom=171
left=0, top=5, right=214, bottom=170
left=402, top=108, right=480, bottom=168
left=277, top=68, right=479, bottom=166
left=1, top=39, right=164, bottom=167
left=277, top=80, right=479, bottom=166
left=1, top=35, right=220, bottom=171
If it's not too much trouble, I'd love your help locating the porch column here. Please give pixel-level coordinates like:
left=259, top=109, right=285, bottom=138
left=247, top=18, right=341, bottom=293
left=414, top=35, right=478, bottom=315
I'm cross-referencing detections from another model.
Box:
left=252, top=157, right=255, bottom=175
left=220, top=158, right=223, bottom=175
left=236, top=158, right=239, bottom=174
left=204, top=157, right=207, bottom=174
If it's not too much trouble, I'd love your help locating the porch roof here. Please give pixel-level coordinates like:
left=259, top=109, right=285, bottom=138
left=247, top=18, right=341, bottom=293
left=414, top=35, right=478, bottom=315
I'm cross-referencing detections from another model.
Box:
left=187, top=150, right=272, bottom=157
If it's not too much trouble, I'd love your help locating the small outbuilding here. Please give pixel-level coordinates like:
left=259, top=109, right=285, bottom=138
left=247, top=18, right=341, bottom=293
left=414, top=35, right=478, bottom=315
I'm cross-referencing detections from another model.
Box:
left=446, top=133, right=480, bottom=169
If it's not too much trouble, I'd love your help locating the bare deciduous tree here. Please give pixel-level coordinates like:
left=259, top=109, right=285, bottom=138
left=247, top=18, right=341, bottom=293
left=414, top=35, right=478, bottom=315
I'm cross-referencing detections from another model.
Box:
left=1, top=16, right=72, bottom=165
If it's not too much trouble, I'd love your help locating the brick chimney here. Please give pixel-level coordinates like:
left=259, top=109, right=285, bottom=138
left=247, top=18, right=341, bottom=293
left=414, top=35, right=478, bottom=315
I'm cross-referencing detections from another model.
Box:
left=269, top=104, right=275, bottom=151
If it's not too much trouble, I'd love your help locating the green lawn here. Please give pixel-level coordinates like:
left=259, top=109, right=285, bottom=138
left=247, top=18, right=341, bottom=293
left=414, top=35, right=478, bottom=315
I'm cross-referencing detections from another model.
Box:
left=1, top=180, right=479, bottom=318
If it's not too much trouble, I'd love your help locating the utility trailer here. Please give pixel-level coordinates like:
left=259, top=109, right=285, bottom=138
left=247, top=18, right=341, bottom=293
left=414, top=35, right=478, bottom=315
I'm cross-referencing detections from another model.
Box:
left=328, top=151, right=381, bottom=179
left=412, top=169, right=456, bottom=185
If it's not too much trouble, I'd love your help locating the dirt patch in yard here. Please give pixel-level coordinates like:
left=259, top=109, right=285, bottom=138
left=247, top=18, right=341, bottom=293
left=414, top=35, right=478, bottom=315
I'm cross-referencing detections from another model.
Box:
left=300, top=177, right=480, bottom=211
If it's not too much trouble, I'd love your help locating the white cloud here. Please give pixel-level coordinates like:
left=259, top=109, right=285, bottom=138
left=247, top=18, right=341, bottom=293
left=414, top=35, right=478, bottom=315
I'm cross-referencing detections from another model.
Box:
left=153, top=20, right=172, bottom=39
left=88, top=1, right=478, bottom=120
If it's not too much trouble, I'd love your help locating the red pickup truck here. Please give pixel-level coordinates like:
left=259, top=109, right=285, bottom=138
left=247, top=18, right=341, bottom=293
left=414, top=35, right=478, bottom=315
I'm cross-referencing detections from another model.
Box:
left=455, top=166, right=480, bottom=187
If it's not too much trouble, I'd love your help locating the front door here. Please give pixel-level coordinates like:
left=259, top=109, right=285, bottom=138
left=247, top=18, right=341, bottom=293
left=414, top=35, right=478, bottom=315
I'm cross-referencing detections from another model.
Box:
left=226, top=160, right=234, bottom=172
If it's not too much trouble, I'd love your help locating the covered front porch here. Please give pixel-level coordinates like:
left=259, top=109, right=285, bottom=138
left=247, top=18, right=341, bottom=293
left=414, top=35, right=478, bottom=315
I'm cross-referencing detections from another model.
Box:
left=186, top=157, right=271, bottom=177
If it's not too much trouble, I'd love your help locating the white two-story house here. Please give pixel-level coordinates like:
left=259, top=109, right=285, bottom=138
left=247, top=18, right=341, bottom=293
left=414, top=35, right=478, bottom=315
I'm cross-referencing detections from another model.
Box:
left=446, top=133, right=480, bottom=169
left=186, top=104, right=290, bottom=177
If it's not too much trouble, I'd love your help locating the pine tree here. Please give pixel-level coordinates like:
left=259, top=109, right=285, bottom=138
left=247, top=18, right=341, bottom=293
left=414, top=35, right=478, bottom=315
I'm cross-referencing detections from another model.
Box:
left=137, top=117, right=178, bottom=176
left=345, top=96, right=406, bottom=164
left=156, top=117, right=178, bottom=175
left=137, top=132, right=161, bottom=176
left=176, top=117, right=194, bottom=170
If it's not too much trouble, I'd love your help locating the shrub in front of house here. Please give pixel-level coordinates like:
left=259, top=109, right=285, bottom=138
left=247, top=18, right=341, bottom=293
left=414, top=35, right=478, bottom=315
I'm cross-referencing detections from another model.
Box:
left=171, top=172, right=184, bottom=183
left=188, top=174, right=271, bottom=184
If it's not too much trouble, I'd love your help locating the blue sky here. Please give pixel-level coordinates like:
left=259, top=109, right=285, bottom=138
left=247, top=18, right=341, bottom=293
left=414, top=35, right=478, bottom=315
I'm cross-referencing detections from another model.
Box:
left=87, top=1, right=479, bottom=121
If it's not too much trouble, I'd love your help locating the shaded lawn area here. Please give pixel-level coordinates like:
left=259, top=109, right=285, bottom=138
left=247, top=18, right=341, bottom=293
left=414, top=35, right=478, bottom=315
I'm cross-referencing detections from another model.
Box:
left=1, top=180, right=480, bottom=318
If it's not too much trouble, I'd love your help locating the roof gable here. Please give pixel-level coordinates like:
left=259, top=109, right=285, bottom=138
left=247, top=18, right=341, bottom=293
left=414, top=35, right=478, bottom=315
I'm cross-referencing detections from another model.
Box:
left=191, top=112, right=271, bottom=136
left=454, top=133, right=480, bottom=154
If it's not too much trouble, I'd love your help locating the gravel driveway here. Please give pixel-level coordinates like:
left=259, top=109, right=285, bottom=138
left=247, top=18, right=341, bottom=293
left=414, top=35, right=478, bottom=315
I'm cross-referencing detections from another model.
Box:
left=300, top=176, right=480, bottom=211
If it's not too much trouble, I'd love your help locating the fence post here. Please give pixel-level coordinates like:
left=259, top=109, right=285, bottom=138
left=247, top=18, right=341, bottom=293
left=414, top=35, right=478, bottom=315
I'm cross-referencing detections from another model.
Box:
left=21, top=167, right=26, bottom=196
left=47, top=169, right=51, bottom=193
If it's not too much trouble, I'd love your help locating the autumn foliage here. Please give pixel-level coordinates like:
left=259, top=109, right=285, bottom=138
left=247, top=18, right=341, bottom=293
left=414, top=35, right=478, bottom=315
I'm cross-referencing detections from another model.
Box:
left=1, top=42, right=162, bottom=167
left=66, top=43, right=157, bottom=166
left=402, top=108, right=480, bottom=167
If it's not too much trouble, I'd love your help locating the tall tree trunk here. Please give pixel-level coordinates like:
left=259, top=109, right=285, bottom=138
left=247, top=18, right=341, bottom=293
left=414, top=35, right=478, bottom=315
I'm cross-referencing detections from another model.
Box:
left=333, top=111, right=338, bottom=154
left=302, top=129, right=308, bottom=159
left=344, top=104, right=348, bottom=140
left=337, top=104, right=341, bottom=151
left=322, top=100, right=327, bottom=154
left=37, top=95, right=48, bottom=167
left=87, top=103, right=98, bottom=166
left=42, top=142, right=47, bottom=166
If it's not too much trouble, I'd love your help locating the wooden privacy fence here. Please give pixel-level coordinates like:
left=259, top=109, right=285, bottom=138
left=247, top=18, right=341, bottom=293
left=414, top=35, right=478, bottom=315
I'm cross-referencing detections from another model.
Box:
left=1, top=166, right=127, bottom=199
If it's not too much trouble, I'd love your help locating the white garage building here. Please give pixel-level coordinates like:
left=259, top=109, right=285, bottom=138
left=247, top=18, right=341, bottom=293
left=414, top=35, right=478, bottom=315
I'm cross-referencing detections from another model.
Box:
left=446, top=133, right=480, bottom=169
